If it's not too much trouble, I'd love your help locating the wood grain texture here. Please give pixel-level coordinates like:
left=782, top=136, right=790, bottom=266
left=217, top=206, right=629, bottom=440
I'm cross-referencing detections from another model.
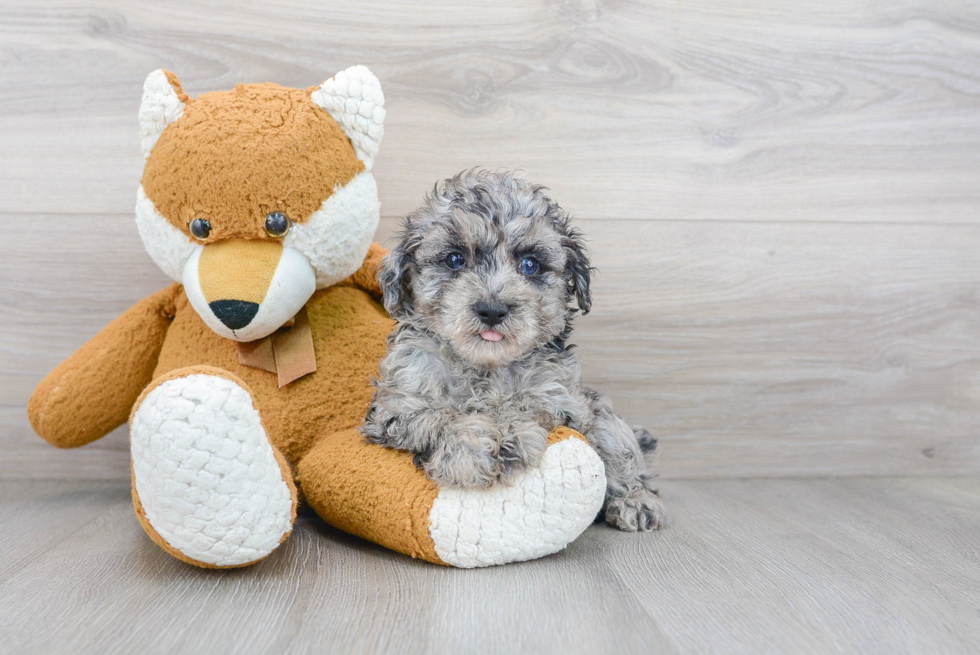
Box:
left=2, top=1, right=980, bottom=479
left=0, top=1, right=979, bottom=221
left=1, top=477, right=978, bottom=654
left=4, top=216, right=980, bottom=479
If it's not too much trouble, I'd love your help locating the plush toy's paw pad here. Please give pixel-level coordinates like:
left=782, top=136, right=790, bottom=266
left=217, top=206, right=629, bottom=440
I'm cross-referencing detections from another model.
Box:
left=427, top=432, right=606, bottom=568
left=131, top=373, right=296, bottom=568
left=605, top=487, right=666, bottom=532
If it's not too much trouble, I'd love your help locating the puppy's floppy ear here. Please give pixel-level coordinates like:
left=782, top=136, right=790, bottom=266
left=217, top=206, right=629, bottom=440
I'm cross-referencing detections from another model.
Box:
left=561, top=223, right=593, bottom=314
left=379, top=225, right=416, bottom=318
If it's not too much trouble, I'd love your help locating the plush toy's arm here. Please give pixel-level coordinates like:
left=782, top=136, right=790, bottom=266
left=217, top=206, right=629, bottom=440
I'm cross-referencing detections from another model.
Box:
left=28, top=283, right=180, bottom=449
left=337, top=242, right=387, bottom=301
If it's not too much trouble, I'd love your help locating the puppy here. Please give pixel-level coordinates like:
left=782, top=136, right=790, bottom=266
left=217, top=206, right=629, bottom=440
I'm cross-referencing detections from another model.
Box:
left=362, top=170, right=664, bottom=531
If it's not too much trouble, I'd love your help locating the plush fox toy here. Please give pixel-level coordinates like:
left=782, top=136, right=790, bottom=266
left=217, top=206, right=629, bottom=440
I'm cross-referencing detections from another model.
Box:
left=27, top=66, right=606, bottom=569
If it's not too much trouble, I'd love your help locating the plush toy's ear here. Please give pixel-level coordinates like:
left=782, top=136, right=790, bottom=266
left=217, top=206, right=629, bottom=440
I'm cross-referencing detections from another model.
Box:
left=139, top=69, right=188, bottom=158
left=310, top=65, right=386, bottom=171
left=561, top=223, right=594, bottom=314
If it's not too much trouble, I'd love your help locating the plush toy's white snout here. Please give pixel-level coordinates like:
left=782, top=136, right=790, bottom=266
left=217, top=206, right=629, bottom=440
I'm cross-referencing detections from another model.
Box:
left=182, top=240, right=316, bottom=342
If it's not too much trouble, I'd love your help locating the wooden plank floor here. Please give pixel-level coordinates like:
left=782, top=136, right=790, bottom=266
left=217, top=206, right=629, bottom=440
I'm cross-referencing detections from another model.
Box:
left=1, top=477, right=978, bottom=654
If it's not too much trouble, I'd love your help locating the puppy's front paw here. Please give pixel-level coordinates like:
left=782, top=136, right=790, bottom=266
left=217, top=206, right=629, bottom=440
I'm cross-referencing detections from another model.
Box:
left=422, top=416, right=502, bottom=489
left=424, top=449, right=499, bottom=489
left=604, top=488, right=665, bottom=532
left=497, top=420, right=549, bottom=484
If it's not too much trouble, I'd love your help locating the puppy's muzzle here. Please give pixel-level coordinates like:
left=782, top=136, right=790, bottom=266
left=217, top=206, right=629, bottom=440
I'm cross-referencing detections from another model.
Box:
left=183, top=239, right=316, bottom=342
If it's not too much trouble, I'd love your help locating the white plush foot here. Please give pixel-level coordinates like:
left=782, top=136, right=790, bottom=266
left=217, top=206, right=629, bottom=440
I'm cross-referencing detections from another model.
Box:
left=428, top=434, right=606, bottom=568
left=131, top=372, right=296, bottom=567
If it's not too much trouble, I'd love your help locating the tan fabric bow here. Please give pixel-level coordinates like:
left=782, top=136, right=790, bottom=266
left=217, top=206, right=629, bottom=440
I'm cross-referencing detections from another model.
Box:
left=236, top=307, right=317, bottom=388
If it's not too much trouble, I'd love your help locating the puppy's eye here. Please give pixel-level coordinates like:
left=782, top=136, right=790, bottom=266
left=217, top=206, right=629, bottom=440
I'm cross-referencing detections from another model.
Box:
left=189, top=218, right=211, bottom=241
left=445, top=252, right=465, bottom=270
left=520, top=256, right=540, bottom=276
left=265, top=212, right=291, bottom=237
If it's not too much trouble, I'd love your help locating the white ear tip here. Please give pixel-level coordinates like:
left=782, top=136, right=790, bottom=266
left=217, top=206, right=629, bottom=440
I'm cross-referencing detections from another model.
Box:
left=143, top=69, right=169, bottom=93
left=139, top=69, right=186, bottom=159
left=311, top=65, right=385, bottom=171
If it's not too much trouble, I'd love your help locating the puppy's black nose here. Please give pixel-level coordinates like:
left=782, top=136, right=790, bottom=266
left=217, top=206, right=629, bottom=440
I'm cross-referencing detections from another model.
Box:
left=209, top=300, right=259, bottom=330
left=473, top=301, right=508, bottom=327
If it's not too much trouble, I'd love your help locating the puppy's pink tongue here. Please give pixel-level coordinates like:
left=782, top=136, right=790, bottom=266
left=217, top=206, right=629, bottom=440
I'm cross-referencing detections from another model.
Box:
left=480, top=330, right=504, bottom=342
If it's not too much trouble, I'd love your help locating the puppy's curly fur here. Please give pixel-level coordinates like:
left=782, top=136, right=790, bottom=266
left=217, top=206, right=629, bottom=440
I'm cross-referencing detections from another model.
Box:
left=362, top=170, right=664, bottom=531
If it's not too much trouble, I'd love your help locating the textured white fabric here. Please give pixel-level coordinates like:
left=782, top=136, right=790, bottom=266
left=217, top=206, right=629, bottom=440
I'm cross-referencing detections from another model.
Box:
left=182, top=244, right=317, bottom=342
left=131, top=374, right=294, bottom=567
left=310, top=65, right=386, bottom=171
left=284, top=170, right=380, bottom=290
left=139, top=69, right=186, bottom=158
left=429, top=437, right=606, bottom=568
left=135, top=185, right=199, bottom=282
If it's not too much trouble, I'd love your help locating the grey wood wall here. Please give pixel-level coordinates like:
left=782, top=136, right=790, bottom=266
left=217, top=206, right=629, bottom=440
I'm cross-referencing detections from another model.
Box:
left=2, top=0, right=979, bottom=480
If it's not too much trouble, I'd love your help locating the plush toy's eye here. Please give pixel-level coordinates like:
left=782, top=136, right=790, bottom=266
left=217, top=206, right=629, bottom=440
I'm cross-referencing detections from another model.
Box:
left=265, top=212, right=291, bottom=237
left=445, top=252, right=465, bottom=270
left=520, top=256, right=540, bottom=276
left=189, top=218, right=211, bottom=241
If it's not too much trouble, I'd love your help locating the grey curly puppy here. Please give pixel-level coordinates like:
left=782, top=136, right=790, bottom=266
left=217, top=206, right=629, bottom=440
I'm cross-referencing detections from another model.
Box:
left=362, top=170, right=664, bottom=531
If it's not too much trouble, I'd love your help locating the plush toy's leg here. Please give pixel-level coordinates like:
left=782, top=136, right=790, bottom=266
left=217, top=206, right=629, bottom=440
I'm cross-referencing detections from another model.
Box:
left=297, top=427, right=606, bottom=568
left=129, top=366, right=297, bottom=568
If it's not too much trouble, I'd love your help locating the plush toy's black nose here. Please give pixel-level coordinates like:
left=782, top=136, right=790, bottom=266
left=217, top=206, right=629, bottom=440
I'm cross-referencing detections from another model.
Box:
left=473, top=301, right=509, bottom=327
left=209, top=300, right=259, bottom=330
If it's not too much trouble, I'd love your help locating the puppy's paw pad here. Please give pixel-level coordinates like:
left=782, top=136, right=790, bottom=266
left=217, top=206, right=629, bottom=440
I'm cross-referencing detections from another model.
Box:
left=605, top=488, right=666, bottom=532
